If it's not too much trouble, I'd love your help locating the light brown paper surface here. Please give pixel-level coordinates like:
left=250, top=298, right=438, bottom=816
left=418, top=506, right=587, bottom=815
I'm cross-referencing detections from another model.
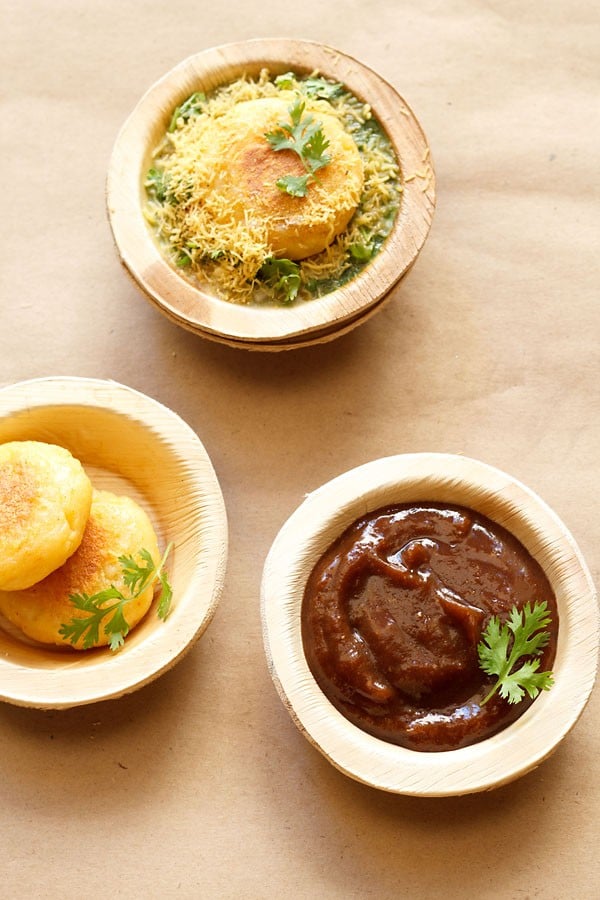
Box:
left=1, top=1, right=599, bottom=897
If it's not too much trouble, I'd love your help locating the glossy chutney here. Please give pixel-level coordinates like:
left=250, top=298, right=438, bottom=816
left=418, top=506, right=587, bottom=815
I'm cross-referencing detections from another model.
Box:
left=301, top=503, right=558, bottom=752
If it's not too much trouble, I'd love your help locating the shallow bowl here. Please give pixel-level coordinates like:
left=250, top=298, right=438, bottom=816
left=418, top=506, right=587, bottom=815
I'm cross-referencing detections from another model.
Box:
left=260, top=453, right=598, bottom=796
left=0, top=377, right=228, bottom=708
left=106, top=38, right=435, bottom=349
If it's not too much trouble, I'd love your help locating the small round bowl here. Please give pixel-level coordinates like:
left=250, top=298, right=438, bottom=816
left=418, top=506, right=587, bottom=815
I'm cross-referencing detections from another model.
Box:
left=260, top=453, right=598, bottom=796
left=0, top=377, right=228, bottom=708
left=107, top=38, right=435, bottom=349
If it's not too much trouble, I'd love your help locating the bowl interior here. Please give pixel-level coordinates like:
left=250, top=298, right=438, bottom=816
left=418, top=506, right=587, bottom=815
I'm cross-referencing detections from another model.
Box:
left=107, top=38, right=435, bottom=344
left=0, top=378, right=228, bottom=707
left=261, top=453, right=598, bottom=796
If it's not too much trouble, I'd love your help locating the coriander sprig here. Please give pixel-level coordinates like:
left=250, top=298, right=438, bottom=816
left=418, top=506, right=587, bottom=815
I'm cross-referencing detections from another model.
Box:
left=477, top=600, right=555, bottom=706
left=265, top=98, right=331, bottom=197
left=274, top=72, right=344, bottom=101
left=258, top=257, right=301, bottom=303
left=59, top=543, right=174, bottom=652
left=168, top=91, right=206, bottom=132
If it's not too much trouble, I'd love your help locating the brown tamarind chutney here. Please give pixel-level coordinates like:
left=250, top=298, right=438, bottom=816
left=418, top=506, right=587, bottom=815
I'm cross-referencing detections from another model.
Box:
left=301, top=503, right=558, bottom=752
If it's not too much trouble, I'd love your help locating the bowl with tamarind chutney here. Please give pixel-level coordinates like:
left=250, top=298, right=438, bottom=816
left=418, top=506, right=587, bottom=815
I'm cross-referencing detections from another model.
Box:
left=260, top=453, right=598, bottom=795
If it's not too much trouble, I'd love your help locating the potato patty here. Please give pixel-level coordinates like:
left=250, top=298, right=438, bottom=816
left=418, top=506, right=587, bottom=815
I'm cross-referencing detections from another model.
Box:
left=216, top=97, right=364, bottom=259
left=0, top=441, right=92, bottom=591
left=0, top=489, right=160, bottom=648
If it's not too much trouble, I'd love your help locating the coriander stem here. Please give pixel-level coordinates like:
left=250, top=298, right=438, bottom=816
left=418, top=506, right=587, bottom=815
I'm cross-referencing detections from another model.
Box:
left=480, top=682, right=499, bottom=706
left=156, top=541, right=173, bottom=581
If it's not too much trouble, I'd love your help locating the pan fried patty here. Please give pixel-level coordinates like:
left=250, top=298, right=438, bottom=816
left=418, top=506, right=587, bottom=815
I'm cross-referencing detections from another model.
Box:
left=0, top=489, right=160, bottom=649
left=0, top=441, right=92, bottom=591
left=216, top=97, right=364, bottom=259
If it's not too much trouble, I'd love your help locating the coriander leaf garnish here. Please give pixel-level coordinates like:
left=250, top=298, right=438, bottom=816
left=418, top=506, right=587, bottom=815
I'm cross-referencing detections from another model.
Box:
left=176, top=249, right=193, bottom=268
left=258, top=257, right=301, bottom=303
left=276, top=174, right=311, bottom=198
left=273, top=73, right=343, bottom=100
left=59, top=543, right=174, bottom=651
left=145, top=168, right=169, bottom=203
left=477, top=600, right=555, bottom=706
left=274, top=72, right=295, bottom=90
left=168, top=91, right=206, bottom=132
left=302, top=76, right=344, bottom=100
left=265, top=98, right=331, bottom=195
left=349, top=242, right=373, bottom=262
left=120, top=547, right=156, bottom=594
left=302, top=126, right=331, bottom=171
left=157, top=569, right=173, bottom=621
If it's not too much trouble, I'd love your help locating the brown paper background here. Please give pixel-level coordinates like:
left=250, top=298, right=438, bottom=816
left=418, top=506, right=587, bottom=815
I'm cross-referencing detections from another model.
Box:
left=1, top=1, right=599, bottom=897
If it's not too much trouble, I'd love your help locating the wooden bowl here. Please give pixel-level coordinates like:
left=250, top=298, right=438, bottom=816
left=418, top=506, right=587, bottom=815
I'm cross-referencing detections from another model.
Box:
left=107, top=38, right=435, bottom=349
left=188, top=285, right=398, bottom=352
left=0, top=377, right=228, bottom=708
left=261, top=453, right=598, bottom=796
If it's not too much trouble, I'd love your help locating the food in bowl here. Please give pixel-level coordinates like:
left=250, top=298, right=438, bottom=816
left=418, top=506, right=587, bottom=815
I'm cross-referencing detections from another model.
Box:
left=0, top=441, right=172, bottom=651
left=107, top=40, right=436, bottom=347
left=0, top=378, right=227, bottom=709
left=144, top=69, right=401, bottom=305
left=302, top=502, right=558, bottom=752
left=262, top=453, right=596, bottom=794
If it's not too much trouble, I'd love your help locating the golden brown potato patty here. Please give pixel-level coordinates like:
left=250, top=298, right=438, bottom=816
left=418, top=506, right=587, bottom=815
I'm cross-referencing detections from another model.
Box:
left=0, top=489, right=160, bottom=649
left=210, top=97, right=364, bottom=259
left=0, top=441, right=92, bottom=591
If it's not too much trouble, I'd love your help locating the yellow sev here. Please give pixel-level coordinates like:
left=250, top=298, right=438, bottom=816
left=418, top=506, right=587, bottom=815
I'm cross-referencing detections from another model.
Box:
left=145, top=69, right=402, bottom=304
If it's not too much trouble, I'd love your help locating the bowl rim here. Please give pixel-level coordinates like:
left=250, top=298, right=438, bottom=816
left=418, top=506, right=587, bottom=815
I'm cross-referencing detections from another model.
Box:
left=0, top=376, right=228, bottom=708
left=260, top=452, right=599, bottom=796
left=106, top=37, right=435, bottom=345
